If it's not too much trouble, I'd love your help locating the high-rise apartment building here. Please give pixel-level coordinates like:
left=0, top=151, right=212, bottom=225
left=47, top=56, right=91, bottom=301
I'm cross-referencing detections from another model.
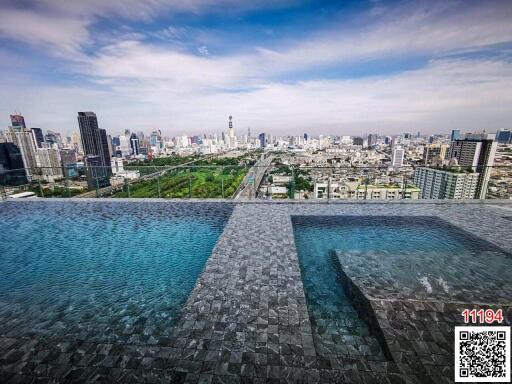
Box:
left=423, top=144, right=449, bottom=164
left=77, top=112, right=112, bottom=189
left=391, top=146, right=404, bottom=167
left=4, top=123, right=39, bottom=181
left=448, top=133, right=497, bottom=199
left=37, top=145, right=63, bottom=182
left=414, top=167, right=479, bottom=199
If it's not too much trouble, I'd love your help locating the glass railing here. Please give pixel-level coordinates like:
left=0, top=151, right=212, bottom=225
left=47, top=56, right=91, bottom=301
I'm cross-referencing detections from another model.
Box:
left=1, top=164, right=511, bottom=200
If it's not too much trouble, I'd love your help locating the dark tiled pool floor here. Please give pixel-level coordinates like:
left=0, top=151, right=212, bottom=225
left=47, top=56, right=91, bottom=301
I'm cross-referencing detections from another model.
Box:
left=1, top=201, right=512, bottom=383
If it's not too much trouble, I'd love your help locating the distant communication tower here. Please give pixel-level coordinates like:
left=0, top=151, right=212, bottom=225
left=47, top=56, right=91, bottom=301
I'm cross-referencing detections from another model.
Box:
left=228, top=115, right=235, bottom=138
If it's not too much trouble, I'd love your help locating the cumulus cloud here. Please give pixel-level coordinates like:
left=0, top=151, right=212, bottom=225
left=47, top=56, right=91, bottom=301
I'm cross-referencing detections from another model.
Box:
left=3, top=58, right=511, bottom=136
left=0, top=0, right=511, bottom=135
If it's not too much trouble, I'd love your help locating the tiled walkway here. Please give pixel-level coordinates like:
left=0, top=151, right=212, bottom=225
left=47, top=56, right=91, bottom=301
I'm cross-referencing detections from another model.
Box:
left=1, top=201, right=511, bottom=383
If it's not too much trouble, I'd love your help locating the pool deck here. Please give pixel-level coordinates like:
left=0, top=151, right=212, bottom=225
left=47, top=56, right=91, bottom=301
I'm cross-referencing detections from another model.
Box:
left=1, top=200, right=511, bottom=383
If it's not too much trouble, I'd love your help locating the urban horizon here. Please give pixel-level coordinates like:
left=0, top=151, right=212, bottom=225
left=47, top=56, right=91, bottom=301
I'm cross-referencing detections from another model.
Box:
left=2, top=110, right=506, bottom=140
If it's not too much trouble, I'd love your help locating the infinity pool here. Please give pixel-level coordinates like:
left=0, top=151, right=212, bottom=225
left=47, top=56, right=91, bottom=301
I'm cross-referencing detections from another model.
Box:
left=0, top=201, right=232, bottom=343
left=293, top=215, right=512, bottom=307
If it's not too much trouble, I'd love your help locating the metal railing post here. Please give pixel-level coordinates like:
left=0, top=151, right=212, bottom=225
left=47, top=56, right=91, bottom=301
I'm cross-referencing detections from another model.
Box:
left=157, top=173, right=161, bottom=198
left=66, top=173, right=70, bottom=197
left=38, top=177, right=44, bottom=198
left=403, top=174, right=407, bottom=200
left=364, top=174, right=368, bottom=200
left=95, top=177, right=100, bottom=198
left=127, top=178, right=131, bottom=198
left=221, top=167, right=225, bottom=198
left=327, top=177, right=330, bottom=200
left=290, top=167, right=295, bottom=200
left=189, top=174, right=192, bottom=198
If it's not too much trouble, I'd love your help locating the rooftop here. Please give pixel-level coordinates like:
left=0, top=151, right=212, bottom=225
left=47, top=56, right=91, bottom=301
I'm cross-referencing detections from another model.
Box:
left=1, top=200, right=511, bottom=383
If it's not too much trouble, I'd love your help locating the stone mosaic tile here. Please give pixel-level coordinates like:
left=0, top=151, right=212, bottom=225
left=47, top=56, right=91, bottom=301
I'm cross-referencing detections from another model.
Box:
left=1, top=200, right=511, bottom=383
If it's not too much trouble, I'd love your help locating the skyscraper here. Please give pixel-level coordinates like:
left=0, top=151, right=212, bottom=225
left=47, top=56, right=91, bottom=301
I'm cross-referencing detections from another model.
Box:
left=0, top=142, right=28, bottom=185
left=130, top=133, right=140, bottom=156
left=496, top=129, right=511, bottom=144
left=77, top=112, right=112, bottom=189
left=451, top=129, right=460, bottom=141
left=5, top=115, right=39, bottom=181
left=31, top=128, right=44, bottom=148
left=448, top=133, right=497, bottom=199
left=367, top=133, right=378, bottom=148
left=10, top=114, right=26, bottom=128
left=259, top=133, right=266, bottom=148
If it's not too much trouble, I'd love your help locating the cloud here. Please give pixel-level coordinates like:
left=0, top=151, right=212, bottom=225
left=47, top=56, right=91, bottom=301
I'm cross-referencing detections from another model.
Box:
left=197, top=46, right=209, bottom=56
left=1, top=0, right=512, bottom=136
left=2, top=58, right=511, bottom=136
left=0, top=8, right=90, bottom=55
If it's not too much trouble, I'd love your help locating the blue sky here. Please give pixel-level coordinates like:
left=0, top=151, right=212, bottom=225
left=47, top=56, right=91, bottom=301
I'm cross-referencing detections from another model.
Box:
left=0, top=0, right=511, bottom=136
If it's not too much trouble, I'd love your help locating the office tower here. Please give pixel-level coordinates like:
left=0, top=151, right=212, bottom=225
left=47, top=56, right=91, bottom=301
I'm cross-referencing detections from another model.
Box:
left=384, top=136, right=391, bottom=145
left=367, top=133, right=378, bottom=148
left=423, top=144, right=450, bottom=164
left=10, top=114, right=26, bottom=128
left=414, top=167, right=479, bottom=199
left=248, top=127, right=251, bottom=139
left=304, top=133, right=308, bottom=142
left=391, top=146, right=404, bottom=167
left=130, top=133, right=140, bottom=156
left=0, top=142, right=28, bottom=185
left=259, top=133, right=266, bottom=148
left=77, top=112, right=112, bottom=189
left=4, top=123, right=39, bottom=181
left=352, top=137, right=363, bottom=146
left=448, top=133, right=497, bottom=199
left=31, top=128, right=44, bottom=148
left=149, top=131, right=160, bottom=146
left=451, top=130, right=460, bottom=141
left=112, top=136, right=121, bottom=147
left=496, top=129, right=511, bottom=144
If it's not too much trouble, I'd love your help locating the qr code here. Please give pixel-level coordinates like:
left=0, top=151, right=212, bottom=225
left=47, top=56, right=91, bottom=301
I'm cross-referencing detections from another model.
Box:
left=455, top=326, right=511, bottom=382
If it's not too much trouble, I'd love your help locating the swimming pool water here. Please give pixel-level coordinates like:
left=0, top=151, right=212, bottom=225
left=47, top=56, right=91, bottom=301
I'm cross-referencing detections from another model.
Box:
left=292, top=216, right=386, bottom=359
left=0, top=201, right=232, bottom=344
left=293, top=215, right=512, bottom=305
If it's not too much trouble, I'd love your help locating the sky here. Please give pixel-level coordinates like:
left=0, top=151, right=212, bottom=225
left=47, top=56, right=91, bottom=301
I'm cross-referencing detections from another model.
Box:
left=0, top=0, right=511, bottom=137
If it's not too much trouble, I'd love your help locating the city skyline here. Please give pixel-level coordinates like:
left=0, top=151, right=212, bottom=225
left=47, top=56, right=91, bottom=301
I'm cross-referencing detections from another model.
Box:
left=1, top=1, right=512, bottom=136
